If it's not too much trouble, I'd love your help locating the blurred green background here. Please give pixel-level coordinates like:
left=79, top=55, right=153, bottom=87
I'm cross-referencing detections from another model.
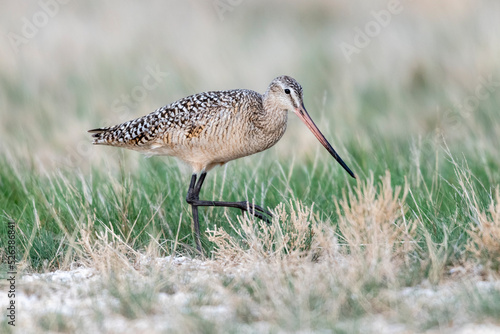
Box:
left=1, top=0, right=499, bottom=172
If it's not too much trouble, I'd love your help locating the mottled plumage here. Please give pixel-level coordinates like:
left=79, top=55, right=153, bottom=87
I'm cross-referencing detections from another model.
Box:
left=89, top=75, right=354, bottom=253
left=90, top=84, right=288, bottom=172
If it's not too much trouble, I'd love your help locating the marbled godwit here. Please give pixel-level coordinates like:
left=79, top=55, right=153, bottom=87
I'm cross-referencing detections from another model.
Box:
left=89, top=75, right=355, bottom=252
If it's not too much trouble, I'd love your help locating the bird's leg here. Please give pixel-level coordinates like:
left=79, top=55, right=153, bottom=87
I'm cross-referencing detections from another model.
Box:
left=186, top=171, right=274, bottom=252
left=186, top=172, right=272, bottom=224
left=186, top=173, right=203, bottom=253
left=195, top=200, right=272, bottom=224
left=186, top=172, right=213, bottom=253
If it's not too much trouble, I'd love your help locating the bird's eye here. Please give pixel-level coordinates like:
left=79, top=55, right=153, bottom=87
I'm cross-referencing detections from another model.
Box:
left=284, top=88, right=291, bottom=94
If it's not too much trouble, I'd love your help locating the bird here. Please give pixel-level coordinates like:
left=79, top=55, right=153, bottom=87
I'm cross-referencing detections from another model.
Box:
left=89, top=75, right=355, bottom=253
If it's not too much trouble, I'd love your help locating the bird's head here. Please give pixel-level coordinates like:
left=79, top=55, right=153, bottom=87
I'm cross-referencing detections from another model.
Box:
left=265, top=75, right=304, bottom=113
left=265, top=75, right=356, bottom=179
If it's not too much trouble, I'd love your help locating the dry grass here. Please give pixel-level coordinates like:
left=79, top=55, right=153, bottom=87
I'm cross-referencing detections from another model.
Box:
left=201, top=172, right=420, bottom=328
left=467, top=187, right=500, bottom=275
left=208, top=171, right=416, bottom=273
left=207, top=199, right=321, bottom=263
left=335, top=171, right=417, bottom=280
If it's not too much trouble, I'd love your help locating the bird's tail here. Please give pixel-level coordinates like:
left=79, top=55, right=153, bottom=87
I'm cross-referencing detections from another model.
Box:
left=88, top=126, right=121, bottom=145
left=89, top=113, right=160, bottom=147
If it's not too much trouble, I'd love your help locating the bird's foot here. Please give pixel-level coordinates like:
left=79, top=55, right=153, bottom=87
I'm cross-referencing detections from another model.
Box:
left=187, top=199, right=272, bottom=225
left=237, top=201, right=273, bottom=225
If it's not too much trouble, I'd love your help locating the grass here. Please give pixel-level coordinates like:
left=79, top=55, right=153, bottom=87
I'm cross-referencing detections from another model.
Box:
left=1, top=136, right=500, bottom=331
left=2, top=91, right=500, bottom=332
left=1, top=133, right=497, bottom=272
left=1, top=0, right=500, bottom=332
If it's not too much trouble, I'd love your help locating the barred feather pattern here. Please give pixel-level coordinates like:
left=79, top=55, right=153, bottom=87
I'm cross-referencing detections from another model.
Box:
left=89, top=76, right=301, bottom=172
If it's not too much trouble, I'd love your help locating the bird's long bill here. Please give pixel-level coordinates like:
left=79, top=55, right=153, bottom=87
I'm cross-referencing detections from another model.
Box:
left=296, top=104, right=356, bottom=179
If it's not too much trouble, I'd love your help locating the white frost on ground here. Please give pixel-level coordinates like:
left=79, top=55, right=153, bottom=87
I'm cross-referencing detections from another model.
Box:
left=9, top=258, right=500, bottom=333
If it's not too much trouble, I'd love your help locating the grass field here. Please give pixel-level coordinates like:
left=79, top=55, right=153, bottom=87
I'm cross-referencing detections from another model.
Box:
left=1, top=1, right=500, bottom=333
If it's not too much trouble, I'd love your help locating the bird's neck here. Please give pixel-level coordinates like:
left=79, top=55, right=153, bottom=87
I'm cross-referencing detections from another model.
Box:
left=254, top=93, right=288, bottom=144
left=261, top=92, right=286, bottom=119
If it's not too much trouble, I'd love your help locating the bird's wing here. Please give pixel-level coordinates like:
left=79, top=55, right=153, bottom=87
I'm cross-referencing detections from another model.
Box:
left=88, top=89, right=246, bottom=148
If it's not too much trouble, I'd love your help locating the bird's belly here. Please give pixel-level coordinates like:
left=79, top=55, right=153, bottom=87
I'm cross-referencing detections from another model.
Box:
left=184, top=140, right=260, bottom=171
left=139, top=115, right=286, bottom=172
left=141, top=135, right=263, bottom=171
